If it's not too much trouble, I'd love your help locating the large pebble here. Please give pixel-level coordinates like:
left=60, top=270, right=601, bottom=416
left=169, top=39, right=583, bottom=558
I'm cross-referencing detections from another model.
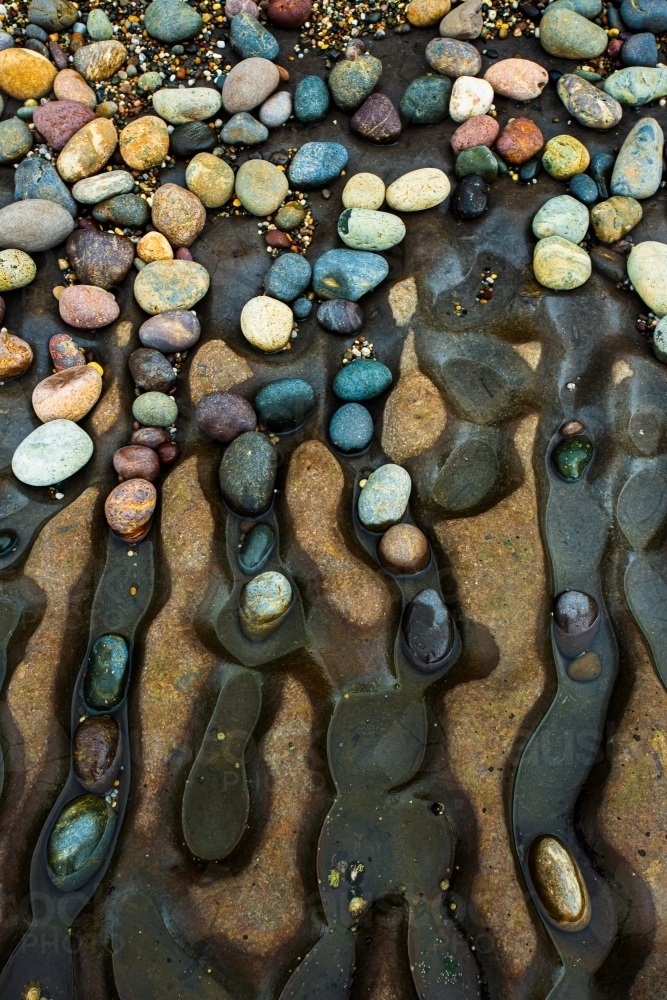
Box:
left=219, top=430, right=277, bottom=515
left=73, top=715, right=122, bottom=794
left=557, top=74, right=622, bottom=129
left=386, top=167, right=450, bottom=211
left=318, top=299, right=364, bottom=334
left=622, top=31, right=658, bottom=67
left=627, top=241, right=667, bottom=316
left=407, top=0, right=451, bottom=23
left=313, top=249, right=388, bottom=301
left=425, top=37, right=481, bottom=78
left=532, top=195, right=589, bottom=243
left=73, top=40, right=128, bottom=82
left=72, top=171, right=134, bottom=204
left=255, top=378, right=315, bottom=432
left=196, top=391, right=256, bottom=442
left=56, top=117, right=117, bottom=183
left=151, top=183, right=206, bottom=247
left=28, top=0, right=77, bottom=30
left=0, top=119, right=32, bottom=165
left=46, top=794, right=116, bottom=893
left=451, top=114, right=498, bottom=153
left=328, top=53, right=382, bottom=111
left=611, top=117, right=663, bottom=199
left=240, top=295, right=294, bottom=352
left=92, top=193, right=149, bottom=228
left=0, top=200, right=73, bottom=253
left=144, top=0, right=203, bottom=42
left=603, top=66, right=667, bottom=106
left=113, top=445, right=160, bottom=482
left=357, top=464, right=411, bottom=531
left=533, top=236, right=591, bottom=290
left=230, top=11, right=279, bottom=59
left=239, top=571, right=292, bottom=639
left=484, top=58, right=548, bottom=100
left=351, top=93, right=402, bottom=144
left=337, top=208, right=405, bottom=252
left=590, top=196, right=642, bottom=242
left=449, top=76, right=493, bottom=122
left=264, top=253, right=311, bottom=302
left=620, top=0, right=667, bottom=33
left=455, top=144, right=498, bottom=181
left=32, top=365, right=102, bottom=423
left=542, top=134, right=590, bottom=179
left=14, top=157, right=76, bottom=215
left=259, top=90, right=292, bottom=127
left=222, top=57, right=279, bottom=113
left=379, top=522, right=430, bottom=574
left=220, top=112, right=268, bottom=145
left=53, top=67, right=97, bottom=107
left=495, top=117, right=544, bottom=164
left=119, top=115, right=169, bottom=170
left=439, top=0, right=483, bottom=38
left=87, top=8, right=114, bottom=39
left=129, top=348, right=177, bottom=393
left=139, top=309, right=201, bottom=351
left=332, top=358, right=393, bottom=401
left=400, top=75, right=451, bottom=125
left=539, top=7, right=608, bottom=58
left=170, top=120, right=217, bottom=157
left=288, top=141, right=348, bottom=189
left=152, top=86, right=222, bottom=124
left=32, top=100, right=96, bottom=151
left=133, top=391, right=178, bottom=426
left=342, top=173, right=385, bottom=210
left=185, top=152, right=234, bottom=208
left=66, top=230, right=134, bottom=289
left=105, top=478, right=157, bottom=541
left=235, top=158, right=288, bottom=215
left=294, top=75, right=330, bottom=123
left=0, top=249, right=36, bottom=291
left=12, top=418, right=93, bottom=485
left=329, top=402, right=374, bottom=453
left=59, top=284, right=120, bottom=328
left=0, top=332, right=33, bottom=381
left=134, top=260, right=210, bottom=314
left=0, top=47, right=56, bottom=99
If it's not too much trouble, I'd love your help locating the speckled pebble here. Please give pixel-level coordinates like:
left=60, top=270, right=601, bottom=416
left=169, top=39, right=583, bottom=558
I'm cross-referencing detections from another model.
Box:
left=132, top=390, right=178, bottom=427
left=533, top=235, right=591, bottom=290
left=532, top=194, right=589, bottom=243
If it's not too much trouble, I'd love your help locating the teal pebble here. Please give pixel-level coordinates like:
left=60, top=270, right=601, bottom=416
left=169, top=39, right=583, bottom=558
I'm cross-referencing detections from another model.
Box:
left=329, top=402, right=374, bottom=453
left=255, top=378, right=315, bottom=432
left=144, top=0, right=203, bottom=42
left=590, top=150, right=614, bottom=197
left=132, top=391, right=178, bottom=427
left=455, top=145, right=498, bottom=182
left=288, top=141, right=349, bottom=189
left=610, top=117, right=664, bottom=199
left=399, top=76, right=451, bottom=125
left=568, top=172, right=598, bottom=204
left=230, top=12, right=279, bottom=60
left=333, top=359, right=393, bottom=401
left=84, top=634, right=130, bottom=711
left=239, top=522, right=275, bottom=574
left=553, top=435, right=593, bottom=481
left=357, top=464, right=412, bottom=532
left=92, top=193, right=150, bottom=228
left=292, top=296, right=312, bottom=320
left=264, top=253, right=312, bottom=302
left=603, top=66, right=667, bottom=105
left=15, top=157, right=77, bottom=215
left=328, top=54, right=383, bottom=111
left=294, top=75, right=330, bottom=124
left=313, top=248, right=389, bottom=301
left=16, top=106, right=34, bottom=121
left=87, top=8, right=114, bottom=39
left=221, top=112, right=268, bottom=146
left=47, top=794, right=117, bottom=893
left=0, top=118, right=32, bottom=165
left=548, top=0, right=602, bottom=15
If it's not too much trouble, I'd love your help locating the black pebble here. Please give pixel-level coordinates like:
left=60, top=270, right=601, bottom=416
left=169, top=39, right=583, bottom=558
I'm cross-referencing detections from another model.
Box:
left=451, top=175, right=488, bottom=219
left=170, top=121, right=217, bottom=158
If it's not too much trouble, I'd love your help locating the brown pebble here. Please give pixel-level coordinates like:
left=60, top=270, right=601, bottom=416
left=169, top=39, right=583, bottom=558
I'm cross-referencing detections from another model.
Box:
left=567, top=651, right=601, bottom=682
left=239, top=518, right=256, bottom=534
left=32, top=364, right=102, bottom=422
left=267, top=0, right=312, bottom=27
left=196, top=391, right=257, bottom=442
left=49, top=39, right=69, bottom=70
left=495, top=117, right=544, bottom=165
left=130, top=426, right=172, bottom=449
left=59, top=284, right=120, bottom=329
left=378, top=523, right=430, bottom=574
left=53, top=67, right=97, bottom=108
left=32, top=100, right=97, bottom=151
left=139, top=310, right=200, bottom=352
left=113, top=445, right=161, bottom=482
left=277, top=64, right=290, bottom=82
left=104, top=478, right=157, bottom=541
left=49, top=332, right=86, bottom=371
left=119, top=115, right=169, bottom=171
left=151, top=183, right=206, bottom=248
left=350, top=93, right=402, bottom=144
left=0, top=331, right=33, bottom=381
left=266, top=230, right=291, bottom=249
left=137, top=231, right=173, bottom=263
left=561, top=420, right=585, bottom=436
left=73, top=714, right=122, bottom=793
left=451, top=114, right=499, bottom=155
left=66, top=229, right=135, bottom=290
left=157, top=440, right=179, bottom=465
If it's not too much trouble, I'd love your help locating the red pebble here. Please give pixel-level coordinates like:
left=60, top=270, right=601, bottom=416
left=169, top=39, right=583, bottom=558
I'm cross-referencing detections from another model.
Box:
left=607, top=38, right=623, bottom=58
left=157, top=441, right=179, bottom=465
left=267, top=0, right=312, bottom=27
left=266, top=230, right=291, bottom=249
left=49, top=333, right=87, bottom=371
left=174, top=247, right=193, bottom=260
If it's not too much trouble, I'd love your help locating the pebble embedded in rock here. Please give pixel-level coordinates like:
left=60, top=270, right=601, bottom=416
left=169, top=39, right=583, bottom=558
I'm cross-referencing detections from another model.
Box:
left=221, top=56, right=280, bottom=113
left=554, top=589, right=598, bottom=635
left=219, top=430, right=277, bottom=515
left=451, top=174, right=488, bottom=218
left=240, top=295, right=294, bottom=352
left=627, top=241, right=667, bottom=316
left=532, top=194, right=589, bottom=243
left=234, top=158, right=289, bottom=215
left=533, top=236, right=591, bottom=290
left=152, top=86, right=222, bottom=124
left=132, top=390, right=178, bottom=427
left=590, top=195, right=642, bottom=243
left=400, top=75, right=452, bottom=125
left=402, top=589, right=454, bottom=667
left=264, top=253, right=311, bottom=302
left=449, top=75, right=494, bottom=122
left=328, top=52, right=383, bottom=111
left=53, top=67, right=97, bottom=107
left=313, top=249, right=389, bottom=301
left=294, top=74, right=330, bottom=123
left=32, top=99, right=96, bottom=151
left=333, top=358, right=393, bottom=401
left=230, top=11, right=279, bottom=60
left=611, top=117, right=664, bottom=199
left=539, top=6, right=608, bottom=58
left=378, top=523, right=430, bottom=574
left=92, top=193, right=150, bottom=229
left=73, top=715, right=122, bottom=793
left=105, top=477, right=157, bottom=541
left=567, top=650, right=602, bottom=681
left=49, top=333, right=86, bottom=371
left=139, top=309, right=201, bottom=350
left=66, top=230, right=135, bottom=289
left=56, top=117, right=118, bottom=183
left=0, top=249, right=37, bottom=291
left=239, top=522, right=275, bottom=574
left=495, top=117, right=544, bottom=164
left=185, top=152, right=234, bottom=208
left=0, top=199, right=74, bottom=253
left=317, top=299, right=364, bottom=334
left=604, top=65, right=667, bottom=105
left=14, top=156, right=77, bottom=216
left=455, top=145, right=498, bottom=182
left=196, top=391, right=257, bottom=442
left=239, top=570, right=292, bottom=639
left=113, top=444, right=161, bottom=482
left=144, top=0, right=203, bottom=42
left=329, top=402, right=374, bottom=453
left=425, top=37, right=482, bottom=78
left=451, top=114, right=499, bottom=154
left=119, top=115, right=170, bottom=170
left=221, top=111, right=268, bottom=145
left=72, top=170, right=134, bottom=204
left=255, top=378, right=315, bottom=432
left=46, top=794, right=116, bottom=893
left=59, top=284, right=120, bottom=329
left=342, top=173, right=385, bottom=211
left=542, top=134, right=590, bottom=180
left=0, top=331, right=33, bottom=381
left=136, top=231, right=173, bottom=263
left=337, top=208, right=406, bottom=251
left=134, top=259, right=210, bottom=313
left=552, top=435, right=594, bottom=480
left=129, top=347, right=177, bottom=393
left=12, top=418, right=93, bottom=485
left=32, top=364, right=102, bottom=422
left=259, top=90, right=293, bottom=127
left=73, top=40, right=128, bottom=82
left=557, top=73, right=622, bottom=129
left=0, top=47, right=57, bottom=99
left=529, top=836, right=588, bottom=926
left=484, top=57, right=548, bottom=100
left=288, top=141, right=349, bottom=189
left=350, top=93, right=402, bottom=144
left=151, top=182, right=206, bottom=247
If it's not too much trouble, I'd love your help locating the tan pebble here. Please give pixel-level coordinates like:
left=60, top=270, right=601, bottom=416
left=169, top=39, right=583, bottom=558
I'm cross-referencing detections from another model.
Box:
left=342, top=172, right=385, bottom=210
left=53, top=285, right=65, bottom=300
left=32, top=365, right=102, bottom=423
left=407, top=0, right=451, bottom=26
left=53, top=68, right=97, bottom=108
left=59, top=284, right=120, bottom=328
left=0, top=331, right=33, bottom=381
left=151, top=182, right=206, bottom=247
left=484, top=58, right=549, bottom=101
left=119, top=115, right=169, bottom=171
left=240, top=296, right=293, bottom=353
left=185, top=152, right=235, bottom=209
left=56, top=117, right=117, bottom=183
left=73, top=40, right=128, bottom=83
left=378, top=523, right=430, bottom=574
left=137, top=231, right=173, bottom=263
left=567, top=651, right=601, bottom=681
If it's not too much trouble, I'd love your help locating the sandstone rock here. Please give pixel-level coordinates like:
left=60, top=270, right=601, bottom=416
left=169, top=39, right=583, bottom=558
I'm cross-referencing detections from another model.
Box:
left=53, top=67, right=97, bottom=107
left=32, top=100, right=96, bottom=150
left=484, top=58, right=548, bottom=100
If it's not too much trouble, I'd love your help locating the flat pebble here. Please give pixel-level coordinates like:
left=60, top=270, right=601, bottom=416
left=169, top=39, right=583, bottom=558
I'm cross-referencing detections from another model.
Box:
left=386, top=167, right=450, bottom=211
left=129, top=347, right=177, bottom=393
left=32, top=364, right=102, bottom=422
left=241, top=295, right=293, bottom=351
left=313, top=248, right=388, bottom=301
left=402, top=589, right=453, bottom=667
left=28, top=0, right=78, bottom=30
left=351, top=93, right=402, bottom=144
left=221, top=112, right=268, bottom=145
left=590, top=195, right=642, bottom=242
left=378, top=523, right=430, bottom=574
left=222, top=57, right=279, bottom=113
left=400, top=75, right=451, bottom=125
left=240, top=570, right=292, bottom=639
left=264, top=253, right=311, bottom=301
left=449, top=76, right=493, bottom=122
left=542, top=134, right=590, bottom=179
left=484, top=57, right=548, bottom=99
left=53, top=67, right=96, bottom=107
left=235, top=158, right=288, bottom=215
left=196, top=391, right=256, bottom=441
left=132, top=390, right=178, bottom=426
left=66, top=229, right=134, bottom=289
left=220, top=430, right=277, bottom=515
left=12, top=418, right=93, bottom=486
left=0, top=47, right=56, bottom=99
left=318, top=299, right=364, bottom=334
left=568, top=172, right=598, bottom=204
left=342, top=172, right=385, bottom=210
left=73, top=715, right=121, bottom=794
left=627, top=241, right=667, bottom=316
left=230, top=12, right=279, bottom=59
left=358, top=464, right=411, bottom=531
left=337, top=208, right=406, bottom=251
left=151, top=183, right=206, bottom=247
left=259, top=90, right=292, bottom=127
left=557, top=73, right=622, bottom=128
left=134, top=260, right=209, bottom=314
left=425, top=37, right=481, bottom=77
left=152, top=86, right=221, bottom=125
left=294, top=74, right=330, bottom=123
left=73, top=40, right=128, bottom=82
left=288, top=141, right=348, bottom=189
left=87, top=8, right=113, bottom=39
left=439, top=0, right=483, bottom=38
left=329, top=402, right=374, bottom=453
left=105, top=478, right=156, bottom=541
left=14, top=158, right=76, bottom=216
left=119, top=115, right=169, bottom=170
left=532, top=194, right=589, bottom=243
left=0, top=249, right=36, bottom=291
left=255, top=378, right=315, bottom=432
left=611, top=117, right=663, bottom=199
left=59, top=284, right=120, bottom=328
left=533, top=235, right=591, bottom=289
left=72, top=170, right=134, bottom=204
left=0, top=332, right=33, bottom=381
left=139, top=309, right=201, bottom=350
left=451, top=114, right=498, bottom=154
left=32, top=100, right=96, bottom=151
left=333, top=358, right=393, bottom=400
left=144, top=0, right=203, bottom=42
left=328, top=53, right=383, bottom=111
left=603, top=66, right=667, bottom=106
left=185, top=152, right=234, bottom=208
left=56, top=117, right=117, bottom=183
left=539, top=6, right=608, bottom=58
left=495, top=117, right=544, bottom=164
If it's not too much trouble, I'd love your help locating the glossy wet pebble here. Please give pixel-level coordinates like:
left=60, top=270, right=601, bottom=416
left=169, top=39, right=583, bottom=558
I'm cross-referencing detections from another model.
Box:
left=72, top=170, right=134, bottom=204
left=425, top=37, right=481, bottom=77
left=0, top=249, right=36, bottom=291
left=113, top=445, right=161, bottom=482
left=552, top=435, right=593, bottom=480
left=134, top=260, right=210, bottom=313
left=590, top=196, right=642, bottom=242
left=219, top=430, right=277, bottom=515
left=84, top=633, right=130, bottom=711
left=402, top=589, right=454, bottom=668
left=239, top=570, right=292, bottom=639
left=455, top=145, right=498, bottom=182
left=59, top=284, right=120, bottom=329
left=132, top=391, right=178, bottom=426
left=568, top=172, right=598, bottom=205
left=131, top=426, right=171, bottom=449
left=452, top=174, right=488, bottom=218
left=400, top=75, right=451, bottom=125
left=73, top=715, right=122, bottom=793
left=47, top=793, right=117, bottom=892
left=627, top=241, right=667, bottom=316
left=170, top=120, right=217, bottom=158
left=318, top=299, right=364, bottom=335
left=255, top=378, right=315, bottom=432
left=539, top=6, right=607, bottom=58
left=329, top=402, right=374, bottom=453
left=222, top=56, right=280, bottom=113
left=611, top=118, right=664, bottom=199
left=129, top=348, right=176, bottom=393
left=313, top=249, right=389, bottom=301
left=66, top=230, right=135, bottom=290
left=32, top=365, right=102, bottom=423
left=567, top=651, right=602, bottom=682
left=294, top=74, right=330, bottom=123
left=357, top=464, right=411, bottom=531
left=241, top=295, right=294, bottom=352
left=264, top=253, right=311, bottom=302
left=104, top=478, right=157, bottom=541
left=333, top=358, right=392, bottom=401
left=351, top=93, right=402, bottom=144
left=337, top=208, right=405, bottom=252
left=532, top=195, right=589, bottom=243
left=328, top=53, right=382, bottom=111
left=529, top=836, right=588, bottom=925
left=386, top=168, right=450, bottom=211
left=196, top=391, right=257, bottom=442
left=139, top=309, right=201, bottom=351
left=49, top=333, right=85, bottom=371
left=378, top=523, right=430, bottom=574
left=0, top=332, right=33, bottom=381
left=239, top=522, right=275, bottom=574
left=0, top=199, right=74, bottom=253
left=288, top=141, right=348, bottom=189
left=235, top=158, right=288, bottom=216
left=13, top=418, right=93, bottom=485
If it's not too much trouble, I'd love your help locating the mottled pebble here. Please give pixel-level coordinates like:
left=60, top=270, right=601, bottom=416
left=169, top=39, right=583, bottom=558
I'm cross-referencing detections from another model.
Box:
left=542, top=134, right=590, bottom=179
left=425, top=36, right=482, bottom=78
left=73, top=40, right=128, bottom=82
left=0, top=332, right=33, bottom=381
left=449, top=76, right=493, bottom=122
left=313, top=248, right=388, bottom=301
left=136, top=231, right=173, bottom=263
left=139, top=309, right=201, bottom=350
left=230, top=12, right=279, bottom=60
left=400, top=75, right=451, bottom=125
left=342, top=173, right=385, bottom=211
left=12, top=418, right=93, bottom=485
left=119, top=115, right=169, bottom=170
left=219, top=430, right=277, bottom=515
left=439, top=0, right=483, bottom=38
left=0, top=249, right=36, bottom=291
left=329, top=401, right=374, bottom=453
left=113, top=445, right=160, bottom=482
left=0, top=118, right=32, bottom=164
left=288, top=141, right=349, bottom=189
left=49, top=332, right=85, bottom=371
left=621, top=31, right=658, bottom=67
left=484, top=57, right=548, bottom=99
left=378, top=522, right=430, bottom=574
left=32, top=364, right=102, bottom=422
left=185, top=152, right=234, bottom=208
left=611, top=117, right=663, bottom=199
left=92, top=193, right=150, bottom=228
left=0, top=47, right=56, bottom=99
left=386, top=167, right=450, bottom=211
left=451, top=114, right=498, bottom=154
left=56, top=117, right=118, bottom=183
left=105, top=478, right=156, bottom=540
left=264, top=253, right=311, bottom=302
left=556, top=73, right=622, bottom=128
left=151, top=182, right=206, bottom=247
left=328, top=53, right=383, bottom=111
left=495, top=117, right=544, bottom=164
left=407, top=0, right=451, bottom=25
left=255, top=378, right=315, bottom=432
left=14, top=157, right=76, bottom=216
left=604, top=65, right=667, bottom=106
left=32, top=100, right=96, bottom=151
left=627, top=241, right=667, bottom=316
left=351, top=93, right=402, bottom=143
left=129, top=347, right=177, bottom=393
left=294, top=74, right=330, bottom=123
left=532, top=194, right=589, bottom=243
left=235, top=158, right=288, bottom=215
left=144, top=0, right=203, bottom=42
left=590, top=195, right=642, bottom=242
left=240, top=295, right=294, bottom=351
left=59, top=284, right=120, bottom=328
left=221, top=56, right=279, bottom=113
left=455, top=145, right=498, bottom=182
left=221, top=111, right=268, bottom=145
left=533, top=235, right=591, bottom=289
left=333, top=358, right=393, bottom=401
left=239, top=570, right=292, bottom=638
left=53, top=67, right=97, bottom=107
left=568, top=172, right=599, bottom=205
left=133, top=259, right=210, bottom=313
left=275, top=200, right=306, bottom=229
left=46, top=794, right=116, bottom=893
left=539, top=6, right=608, bottom=58
left=73, top=715, right=122, bottom=793
left=318, top=298, right=364, bottom=334
left=196, top=391, right=256, bottom=441
left=259, top=90, right=292, bottom=127
left=132, top=390, right=178, bottom=427
left=72, top=170, right=134, bottom=204
left=358, top=464, right=411, bottom=531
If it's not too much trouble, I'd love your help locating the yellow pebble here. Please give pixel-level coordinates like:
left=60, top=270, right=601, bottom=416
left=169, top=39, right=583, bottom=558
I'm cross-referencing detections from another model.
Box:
left=87, top=361, right=104, bottom=376
left=130, top=585, right=137, bottom=596
left=52, top=285, right=65, bottom=300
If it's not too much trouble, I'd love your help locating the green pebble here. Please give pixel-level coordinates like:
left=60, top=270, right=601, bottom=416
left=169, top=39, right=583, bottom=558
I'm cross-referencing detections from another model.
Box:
left=455, top=145, right=498, bottom=182
left=400, top=76, right=451, bottom=125
left=553, top=435, right=593, bottom=481
left=47, top=794, right=117, bottom=893
left=132, top=391, right=178, bottom=426
left=84, top=634, right=129, bottom=711
left=328, top=54, right=382, bottom=111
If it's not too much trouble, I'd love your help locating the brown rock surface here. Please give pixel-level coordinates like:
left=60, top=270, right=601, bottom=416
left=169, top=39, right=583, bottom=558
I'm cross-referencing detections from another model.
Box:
left=381, top=329, right=446, bottom=463
left=0, top=331, right=33, bottom=381
left=188, top=338, right=254, bottom=405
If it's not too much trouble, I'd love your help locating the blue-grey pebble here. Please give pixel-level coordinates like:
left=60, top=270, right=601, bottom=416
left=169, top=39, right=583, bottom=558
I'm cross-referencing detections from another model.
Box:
left=547, top=0, right=601, bottom=15
left=603, top=65, right=667, bottom=105
left=27, top=0, right=78, bottom=30
left=87, top=8, right=114, bottom=39
left=568, top=172, right=599, bottom=205
left=0, top=118, right=32, bottom=165
left=230, top=12, right=279, bottom=60
left=264, top=253, right=312, bottom=302
left=0, top=30, right=14, bottom=50
left=590, top=151, right=614, bottom=198
left=620, top=0, right=667, bottom=32
left=621, top=31, right=658, bottom=66
left=328, top=54, right=382, bottom=111
left=610, top=116, right=664, bottom=198
left=332, top=359, right=393, bottom=401
left=221, top=112, right=268, bottom=145
left=25, top=37, right=50, bottom=57
left=144, top=0, right=203, bottom=42
left=313, top=249, right=388, bottom=302
left=219, top=430, right=277, bottom=516
left=292, top=296, right=312, bottom=320
left=132, top=391, right=178, bottom=427
left=15, top=156, right=77, bottom=215
left=294, top=75, right=330, bottom=124
left=239, top=523, right=275, bottom=574
left=92, top=193, right=150, bottom=228
left=399, top=76, right=451, bottom=125
left=329, top=402, right=374, bottom=453
left=357, top=464, right=412, bottom=532
left=288, top=141, right=349, bottom=189
left=25, top=23, right=48, bottom=40
left=255, top=378, right=315, bottom=432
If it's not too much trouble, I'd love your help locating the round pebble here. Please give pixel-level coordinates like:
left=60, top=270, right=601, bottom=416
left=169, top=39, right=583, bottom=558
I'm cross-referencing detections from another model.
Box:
left=220, top=429, right=277, bottom=515
left=484, top=58, right=548, bottom=100
left=328, top=53, right=383, bottom=111
left=132, top=390, right=178, bottom=426
left=627, top=241, right=667, bottom=316
left=288, top=141, right=349, bottom=189
left=451, top=114, right=499, bottom=154
left=342, top=173, right=385, bottom=211
left=495, top=117, right=544, bottom=164
left=113, top=445, right=161, bottom=482
left=105, top=478, right=156, bottom=540
left=378, top=523, right=430, bottom=574
left=533, top=235, right=591, bottom=290
left=137, top=231, right=174, bottom=263
left=144, top=0, right=203, bottom=41
left=133, top=260, right=210, bottom=313
left=542, top=134, right=590, bottom=180
left=0, top=249, right=36, bottom=291
left=386, top=167, right=450, bottom=211
left=32, top=364, right=102, bottom=422
left=449, top=76, right=493, bottom=122
left=152, top=86, right=222, bottom=125
left=0, top=331, right=33, bottom=381
left=185, top=152, right=235, bottom=208
left=267, top=0, right=312, bottom=28
left=12, top=418, right=93, bottom=486
left=119, top=115, right=169, bottom=170
left=264, top=253, right=312, bottom=302
left=151, top=183, right=206, bottom=247
left=407, top=0, right=452, bottom=26
left=0, top=199, right=74, bottom=253
left=333, top=358, right=393, bottom=400
left=568, top=172, right=599, bottom=205
left=337, top=208, right=406, bottom=251
left=240, top=295, right=294, bottom=352
left=358, top=464, right=412, bottom=532
left=255, top=378, right=315, bottom=432
left=400, top=75, right=452, bottom=125
left=329, top=402, right=374, bottom=453
left=139, top=309, right=201, bottom=350
left=425, top=37, right=481, bottom=78
left=275, top=201, right=306, bottom=230
left=196, top=391, right=257, bottom=442
left=56, top=117, right=118, bottom=183
left=59, top=284, right=120, bottom=328
left=235, top=158, right=289, bottom=216
left=0, top=47, right=57, bottom=99
left=532, top=195, right=589, bottom=243
left=239, top=570, right=292, bottom=639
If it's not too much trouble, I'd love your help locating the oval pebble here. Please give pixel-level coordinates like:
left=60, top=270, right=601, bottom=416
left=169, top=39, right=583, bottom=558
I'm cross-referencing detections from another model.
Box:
left=542, top=134, right=590, bottom=180
left=32, top=99, right=96, bottom=151
left=152, top=86, right=222, bottom=124
left=119, top=115, right=170, bottom=170
left=557, top=73, right=622, bottom=129
left=56, top=117, right=118, bottom=183
left=451, top=114, right=499, bottom=154
left=59, top=285, right=120, bottom=328
left=425, top=37, right=481, bottom=77
left=185, top=152, right=235, bottom=208
left=264, top=253, right=311, bottom=302
left=294, top=74, right=330, bottom=123
left=329, top=402, right=374, bottom=453
left=46, top=794, right=116, bottom=893
left=72, top=170, right=134, bottom=204
left=196, top=391, right=257, bottom=442
left=235, top=158, right=289, bottom=216
left=222, top=56, right=280, bottom=113
left=132, top=391, right=178, bottom=426
left=328, top=53, right=382, bottom=111
left=627, top=241, right=667, bottom=316
left=603, top=65, right=667, bottom=106
left=0, top=249, right=36, bottom=291
left=337, top=208, right=406, bottom=252
left=0, top=199, right=75, bottom=253
left=611, top=117, right=663, bottom=200
left=240, top=295, right=294, bottom=352
left=133, top=260, right=210, bottom=314
left=317, top=299, right=364, bottom=334
left=0, top=331, right=33, bottom=381
left=333, top=358, right=393, bottom=401
left=532, top=195, right=589, bottom=243
left=358, top=464, right=411, bottom=531
left=539, top=6, right=607, bottom=58
left=386, top=167, right=450, bottom=211
left=32, top=365, right=102, bottom=422
left=483, top=58, right=548, bottom=100
left=12, top=418, right=93, bottom=486
left=238, top=522, right=275, bottom=574
left=139, top=309, right=201, bottom=351
left=342, top=172, right=385, bottom=210
left=590, top=195, right=642, bottom=242
left=53, top=67, right=97, bottom=107
left=254, top=378, right=315, bottom=432
left=259, top=90, right=292, bottom=127
left=288, top=141, right=349, bottom=189
left=239, top=570, right=292, bottom=639
left=449, top=75, right=493, bottom=122
left=73, top=715, right=122, bottom=794
left=73, top=39, right=128, bottom=82
left=105, top=478, right=157, bottom=541
left=0, top=47, right=56, bottom=99
left=312, top=249, right=389, bottom=301
left=533, top=235, right=591, bottom=290
left=151, top=182, right=206, bottom=247
left=113, top=445, right=161, bottom=482
left=219, top=430, right=277, bottom=515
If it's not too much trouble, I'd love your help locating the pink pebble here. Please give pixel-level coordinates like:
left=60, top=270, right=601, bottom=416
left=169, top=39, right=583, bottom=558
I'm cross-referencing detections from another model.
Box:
left=174, top=247, right=193, bottom=260
left=225, top=0, right=259, bottom=18
left=59, top=285, right=120, bottom=330
left=451, top=115, right=500, bottom=156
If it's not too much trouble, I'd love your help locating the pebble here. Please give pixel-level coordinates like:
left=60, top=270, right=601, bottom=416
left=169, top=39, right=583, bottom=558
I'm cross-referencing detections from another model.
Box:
left=294, top=74, right=330, bottom=123
left=611, top=117, right=663, bottom=199
left=386, top=167, right=450, bottom=211
left=313, top=248, right=389, bottom=302
left=548, top=0, right=602, bottom=15
left=590, top=195, right=642, bottom=242
left=72, top=171, right=134, bottom=204
left=0, top=249, right=36, bottom=291
left=493, top=117, right=542, bottom=165
left=337, top=207, right=406, bottom=251
left=151, top=182, right=206, bottom=247
left=132, top=390, right=178, bottom=427
left=254, top=378, right=314, bottom=433
left=425, top=37, right=482, bottom=78
left=73, top=715, right=122, bottom=794
left=603, top=66, right=667, bottom=106
left=105, top=477, right=157, bottom=541
left=328, top=53, right=383, bottom=111
left=556, top=73, right=622, bottom=129
left=184, top=152, right=234, bottom=208
left=47, top=794, right=116, bottom=893
left=32, top=364, right=102, bottom=423
left=93, top=193, right=150, bottom=229
left=119, top=115, right=169, bottom=170
left=451, top=173, right=488, bottom=217
left=230, top=12, right=279, bottom=60
left=451, top=115, right=498, bottom=154
left=73, top=40, right=127, bottom=82
left=455, top=145, right=498, bottom=182
left=627, top=241, right=667, bottom=316
left=49, top=332, right=86, bottom=371
left=220, top=430, right=277, bottom=515
left=32, top=100, right=96, bottom=152
left=439, top=0, right=483, bottom=38
left=378, top=523, right=429, bottom=575
left=239, top=570, right=292, bottom=639
left=238, top=522, right=275, bottom=574
left=113, top=445, right=161, bottom=482
left=221, top=112, right=268, bottom=145
left=342, top=173, right=385, bottom=211
left=329, top=402, right=374, bottom=453
left=621, top=31, right=658, bottom=67
left=275, top=200, right=306, bottom=230
left=554, top=589, right=598, bottom=641
left=620, top=0, right=667, bottom=33
left=0, top=31, right=13, bottom=52
left=0, top=332, right=33, bottom=381
left=14, top=157, right=76, bottom=216
left=59, top=284, right=120, bottom=328
left=402, top=589, right=453, bottom=667
left=351, top=93, right=402, bottom=144
left=28, top=0, right=77, bottom=30
left=12, top=418, right=93, bottom=486
left=240, top=295, right=294, bottom=352
left=449, top=76, right=494, bottom=123
left=358, top=464, right=411, bottom=532
left=53, top=67, right=96, bottom=107
left=533, top=194, right=589, bottom=243
left=542, top=134, right=590, bottom=180
left=171, top=125, right=211, bottom=157
left=84, top=634, right=130, bottom=712
left=533, top=235, right=591, bottom=289
left=653, top=314, right=667, bottom=361
left=144, top=0, right=203, bottom=42
left=134, top=260, right=210, bottom=313
left=483, top=58, right=548, bottom=100
left=288, top=141, right=349, bottom=189
left=0, top=47, right=56, bottom=99
left=130, top=426, right=171, bottom=449
left=56, top=117, right=118, bottom=183
left=0, top=200, right=71, bottom=255
left=152, top=86, right=222, bottom=124
left=567, top=650, right=602, bottom=681
left=87, top=8, right=113, bottom=40
left=139, top=309, right=201, bottom=350
left=267, top=0, right=312, bottom=27
left=589, top=151, right=614, bottom=199
left=136, top=231, right=173, bottom=263
left=407, top=0, right=451, bottom=25
left=196, top=391, right=256, bottom=441
left=129, top=348, right=177, bottom=393
left=529, top=836, right=587, bottom=925
left=264, top=253, right=311, bottom=301
left=138, top=71, right=163, bottom=93
left=259, top=90, right=292, bottom=128
left=292, top=296, right=311, bottom=320
left=590, top=244, right=627, bottom=283
left=333, top=358, right=393, bottom=401
left=400, top=75, right=451, bottom=126
left=539, top=7, right=608, bottom=58
left=234, top=158, right=288, bottom=215
left=318, top=299, right=364, bottom=334
left=222, top=57, right=280, bottom=114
